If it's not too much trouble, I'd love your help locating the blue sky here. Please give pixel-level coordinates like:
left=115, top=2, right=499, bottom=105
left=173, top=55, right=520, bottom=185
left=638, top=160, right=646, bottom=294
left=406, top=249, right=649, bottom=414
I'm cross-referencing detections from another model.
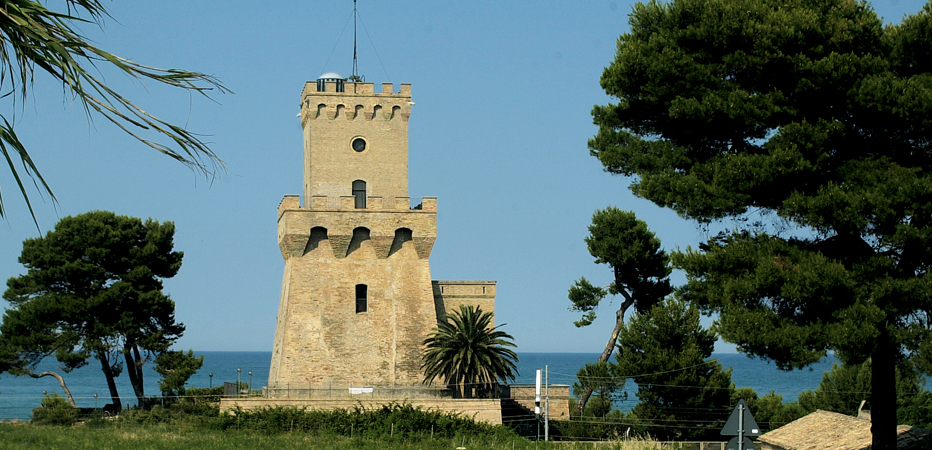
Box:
left=0, top=0, right=927, bottom=355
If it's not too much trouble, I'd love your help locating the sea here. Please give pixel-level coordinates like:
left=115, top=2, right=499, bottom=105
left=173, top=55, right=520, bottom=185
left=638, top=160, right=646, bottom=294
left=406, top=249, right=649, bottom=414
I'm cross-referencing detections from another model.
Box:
left=0, top=351, right=840, bottom=421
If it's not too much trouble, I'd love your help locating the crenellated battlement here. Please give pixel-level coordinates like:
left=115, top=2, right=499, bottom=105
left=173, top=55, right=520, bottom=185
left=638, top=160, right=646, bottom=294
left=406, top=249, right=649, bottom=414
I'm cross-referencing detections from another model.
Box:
left=277, top=195, right=437, bottom=260
left=432, top=281, right=497, bottom=326
left=303, top=81, right=411, bottom=96
left=300, top=82, right=412, bottom=125
left=278, top=195, right=436, bottom=220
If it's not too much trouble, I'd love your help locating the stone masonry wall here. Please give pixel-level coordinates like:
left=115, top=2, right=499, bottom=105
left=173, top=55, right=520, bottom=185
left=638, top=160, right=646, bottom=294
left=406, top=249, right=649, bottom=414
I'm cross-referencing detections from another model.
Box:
left=432, top=280, right=496, bottom=325
left=270, top=200, right=438, bottom=389
left=301, top=82, right=412, bottom=201
left=507, top=385, right=571, bottom=421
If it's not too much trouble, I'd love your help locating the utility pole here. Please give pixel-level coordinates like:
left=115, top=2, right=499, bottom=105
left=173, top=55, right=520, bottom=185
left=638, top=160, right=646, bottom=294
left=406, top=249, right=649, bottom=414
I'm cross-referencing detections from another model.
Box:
left=545, top=365, right=550, bottom=441
left=535, top=369, right=541, bottom=441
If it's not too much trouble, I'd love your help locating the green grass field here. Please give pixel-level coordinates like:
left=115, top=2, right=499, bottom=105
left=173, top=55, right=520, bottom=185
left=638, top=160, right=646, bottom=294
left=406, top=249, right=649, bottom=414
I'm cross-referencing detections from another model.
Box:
left=0, top=423, right=670, bottom=450
left=0, top=424, right=493, bottom=450
left=2, top=396, right=676, bottom=450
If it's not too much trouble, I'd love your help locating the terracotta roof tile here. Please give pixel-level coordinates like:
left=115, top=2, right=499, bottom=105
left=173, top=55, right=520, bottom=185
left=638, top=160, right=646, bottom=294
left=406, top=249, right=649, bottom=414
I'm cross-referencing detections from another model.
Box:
left=758, top=410, right=932, bottom=450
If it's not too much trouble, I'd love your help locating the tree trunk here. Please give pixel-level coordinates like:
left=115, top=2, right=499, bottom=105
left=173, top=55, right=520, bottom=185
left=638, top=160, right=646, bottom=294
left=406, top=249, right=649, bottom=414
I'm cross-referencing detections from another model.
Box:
left=576, top=294, right=635, bottom=416
left=870, top=329, right=897, bottom=450
left=97, top=351, right=122, bottom=410
left=124, top=344, right=148, bottom=408
left=27, top=371, right=77, bottom=407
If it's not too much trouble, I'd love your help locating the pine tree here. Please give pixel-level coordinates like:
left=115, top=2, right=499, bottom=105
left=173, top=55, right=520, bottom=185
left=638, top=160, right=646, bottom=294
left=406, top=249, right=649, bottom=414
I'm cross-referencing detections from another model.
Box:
left=590, top=1, right=932, bottom=448
left=1, top=211, right=186, bottom=410
left=572, top=361, right=625, bottom=418
left=614, top=298, right=733, bottom=440
left=797, top=359, right=932, bottom=428
left=568, top=208, right=671, bottom=414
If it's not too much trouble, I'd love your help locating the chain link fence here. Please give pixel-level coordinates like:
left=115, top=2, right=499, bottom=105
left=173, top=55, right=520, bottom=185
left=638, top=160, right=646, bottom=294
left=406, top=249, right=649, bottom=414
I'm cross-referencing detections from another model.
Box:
left=264, top=383, right=449, bottom=399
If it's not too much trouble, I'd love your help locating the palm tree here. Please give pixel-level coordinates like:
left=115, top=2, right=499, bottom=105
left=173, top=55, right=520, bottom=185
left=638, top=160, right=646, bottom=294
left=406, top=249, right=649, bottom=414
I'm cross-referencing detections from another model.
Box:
left=422, top=305, right=519, bottom=398
left=0, top=0, right=229, bottom=223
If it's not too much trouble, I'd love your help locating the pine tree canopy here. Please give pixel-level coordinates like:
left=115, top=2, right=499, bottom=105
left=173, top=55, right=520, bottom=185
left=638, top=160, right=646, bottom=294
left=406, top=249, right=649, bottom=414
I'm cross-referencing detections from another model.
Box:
left=614, top=298, right=733, bottom=440
left=567, top=207, right=671, bottom=414
left=0, top=211, right=185, bottom=409
left=590, top=1, right=932, bottom=448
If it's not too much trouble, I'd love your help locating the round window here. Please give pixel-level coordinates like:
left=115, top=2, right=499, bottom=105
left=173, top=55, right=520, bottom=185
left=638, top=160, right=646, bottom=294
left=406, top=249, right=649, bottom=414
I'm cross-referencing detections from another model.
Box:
left=352, top=137, right=367, bottom=152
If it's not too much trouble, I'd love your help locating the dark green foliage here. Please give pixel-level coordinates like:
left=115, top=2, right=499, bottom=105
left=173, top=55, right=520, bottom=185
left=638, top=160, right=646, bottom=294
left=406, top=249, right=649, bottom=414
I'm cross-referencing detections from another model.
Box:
left=154, top=350, right=204, bottom=397
left=1, top=406, right=543, bottom=450
left=109, top=401, right=519, bottom=445
left=567, top=277, right=606, bottom=328
left=678, top=232, right=871, bottom=369
left=584, top=209, right=672, bottom=310
left=0, top=211, right=186, bottom=408
left=797, top=359, right=932, bottom=428
left=183, top=386, right=224, bottom=405
left=798, top=361, right=872, bottom=416
left=422, top=305, right=518, bottom=398
left=228, top=403, right=509, bottom=439
left=591, top=1, right=932, bottom=448
left=730, top=361, right=932, bottom=433
left=0, top=1, right=228, bottom=223
left=614, top=298, right=734, bottom=440
left=572, top=361, right=626, bottom=418
left=731, top=388, right=806, bottom=432
left=568, top=208, right=672, bottom=327
left=568, top=208, right=671, bottom=414
left=548, top=417, right=633, bottom=442
left=898, top=390, right=932, bottom=429
left=31, top=394, right=78, bottom=426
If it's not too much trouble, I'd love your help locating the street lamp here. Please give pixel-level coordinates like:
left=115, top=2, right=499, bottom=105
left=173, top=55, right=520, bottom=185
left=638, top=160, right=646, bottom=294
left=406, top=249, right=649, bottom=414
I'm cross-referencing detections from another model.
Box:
left=209, top=373, right=213, bottom=389
left=248, top=372, right=253, bottom=395
left=94, top=394, right=98, bottom=409
left=237, top=368, right=242, bottom=398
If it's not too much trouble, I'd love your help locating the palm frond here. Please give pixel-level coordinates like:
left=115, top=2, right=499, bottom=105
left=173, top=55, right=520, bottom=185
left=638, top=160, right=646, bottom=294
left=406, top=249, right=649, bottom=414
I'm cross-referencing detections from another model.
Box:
left=0, top=0, right=230, bottom=224
left=422, top=305, right=519, bottom=398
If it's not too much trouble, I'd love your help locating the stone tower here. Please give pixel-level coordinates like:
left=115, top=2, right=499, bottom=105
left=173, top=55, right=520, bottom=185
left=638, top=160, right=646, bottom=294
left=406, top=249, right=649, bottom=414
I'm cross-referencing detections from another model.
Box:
left=269, top=74, right=439, bottom=390
left=269, top=74, right=497, bottom=396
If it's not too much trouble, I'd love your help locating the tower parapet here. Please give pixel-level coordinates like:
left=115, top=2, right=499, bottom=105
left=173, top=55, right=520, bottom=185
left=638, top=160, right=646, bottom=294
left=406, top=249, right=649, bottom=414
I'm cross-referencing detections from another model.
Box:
left=432, top=281, right=497, bottom=325
left=302, top=80, right=412, bottom=96
left=300, top=76, right=413, bottom=202
left=300, top=82, right=412, bottom=126
left=277, top=195, right=437, bottom=260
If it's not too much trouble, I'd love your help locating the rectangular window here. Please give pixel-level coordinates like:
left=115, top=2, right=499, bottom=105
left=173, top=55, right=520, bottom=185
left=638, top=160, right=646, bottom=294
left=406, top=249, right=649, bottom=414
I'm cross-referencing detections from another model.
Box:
left=353, top=180, right=366, bottom=209
left=355, top=284, right=367, bottom=313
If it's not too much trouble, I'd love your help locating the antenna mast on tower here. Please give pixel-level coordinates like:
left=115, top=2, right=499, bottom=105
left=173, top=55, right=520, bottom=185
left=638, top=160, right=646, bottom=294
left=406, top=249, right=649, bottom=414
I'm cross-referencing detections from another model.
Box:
left=349, top=0, right=362, bottom=82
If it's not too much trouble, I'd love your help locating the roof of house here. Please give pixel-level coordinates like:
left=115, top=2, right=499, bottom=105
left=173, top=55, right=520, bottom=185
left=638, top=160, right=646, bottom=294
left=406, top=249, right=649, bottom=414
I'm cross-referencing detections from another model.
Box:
left=759, top=410, right=932, bottom=450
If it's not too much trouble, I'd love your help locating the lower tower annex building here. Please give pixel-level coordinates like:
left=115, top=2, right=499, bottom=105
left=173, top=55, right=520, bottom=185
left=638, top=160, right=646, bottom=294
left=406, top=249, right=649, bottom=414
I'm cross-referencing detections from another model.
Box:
left=267, top=74, right=495, bottom=393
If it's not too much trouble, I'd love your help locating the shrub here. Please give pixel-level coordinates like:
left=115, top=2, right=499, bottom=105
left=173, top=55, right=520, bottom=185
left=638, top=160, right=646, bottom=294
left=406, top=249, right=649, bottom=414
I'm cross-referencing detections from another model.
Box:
left=549, top=417, right=633, bottom=442
left=85, top=399, right=530, bottom=447
left=31, top=394, right=78, bottom=426
left=185, top=386, right=224, bottom=404
left=200, top=402, right=520, bottom=444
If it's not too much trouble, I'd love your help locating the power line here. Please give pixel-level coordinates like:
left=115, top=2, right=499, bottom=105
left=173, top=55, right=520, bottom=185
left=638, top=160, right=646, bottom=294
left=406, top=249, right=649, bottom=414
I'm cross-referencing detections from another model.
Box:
left=354, top=6, right=390, bottom=83
left=319, top=9, right=354, bottom=77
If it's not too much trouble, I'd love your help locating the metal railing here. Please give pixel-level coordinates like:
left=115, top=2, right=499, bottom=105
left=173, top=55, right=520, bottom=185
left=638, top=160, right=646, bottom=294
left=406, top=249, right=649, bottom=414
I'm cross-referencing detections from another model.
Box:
left=264, top=383, right=450, bottom=400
